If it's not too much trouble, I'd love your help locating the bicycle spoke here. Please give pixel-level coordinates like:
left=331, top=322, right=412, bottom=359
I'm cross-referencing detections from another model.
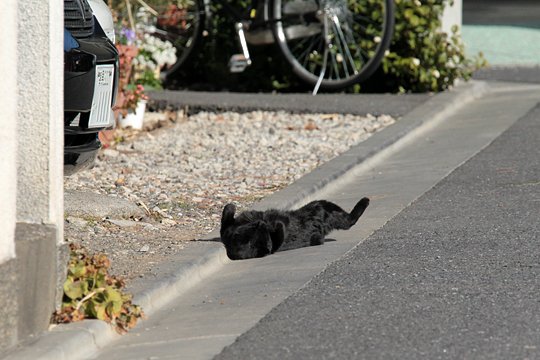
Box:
left=305, top=40, right=322, bottom=72
left=352, top=10, right=385, bottom=37
left=310, top=36, right=325, bottom=69
left=328, top=18, right=348, bottom=77
left=290, top=33, right=317, bottom=56
left=274, top=0, right=393, bottom=90
left=358, top=46, right=371, bottom=63
left=328, top=46, right=341, bottom=80
left=353, top=13, right=382, bottom=29
left=293, top=36, right=317, bottom=67
left=328, top=30, right=349, bottom=78
left=312, top=26, right=330, bottom=93
left=331, top=15, right=358, bottom=76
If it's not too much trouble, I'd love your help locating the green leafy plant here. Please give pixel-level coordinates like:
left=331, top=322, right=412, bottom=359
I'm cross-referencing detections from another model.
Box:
left=121, top=83, right=149, bottom=115
left=52, top=244, right=143, bottom=333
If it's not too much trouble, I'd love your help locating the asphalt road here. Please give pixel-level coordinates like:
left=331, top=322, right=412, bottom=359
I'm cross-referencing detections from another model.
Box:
left=473, top=66, right=540, bottom=84
left=148, top=91, right=430, bottom=118
left=215, top=104, right=540, bottom=359
left=463, top=0, right=540, bottom=26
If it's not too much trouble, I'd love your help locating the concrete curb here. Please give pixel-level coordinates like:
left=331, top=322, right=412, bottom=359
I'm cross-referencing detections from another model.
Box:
left=3, top=81, right=489, bottom=360
left=64, top=190, right=146, bottom=220
left=252, top=80, right=489, bottom=211
left=133, top=241, right=229, bottom=317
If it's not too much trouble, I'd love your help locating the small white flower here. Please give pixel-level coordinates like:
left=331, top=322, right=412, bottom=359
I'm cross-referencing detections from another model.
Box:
left=432, top=69, right=441, bottom=78
left=374, top=36, right=381, bottom=43
left=412, top=58, right=420, bottom=66
left=414, top=0, right=422, bottom=6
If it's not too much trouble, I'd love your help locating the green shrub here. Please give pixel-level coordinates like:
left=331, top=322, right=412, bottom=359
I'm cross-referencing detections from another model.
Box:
left=170, top=0, right=485, bottom=93
left=365, top=0, right=487, bottom=92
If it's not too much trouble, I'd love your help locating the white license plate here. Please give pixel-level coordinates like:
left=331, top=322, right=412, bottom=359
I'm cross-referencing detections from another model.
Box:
left=88, top=64, right=115, bottom=128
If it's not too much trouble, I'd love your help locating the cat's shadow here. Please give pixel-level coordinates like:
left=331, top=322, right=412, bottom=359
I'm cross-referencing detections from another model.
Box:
left=195, top=237, right=337, bottom=244
left=195, top=237, right=338, bottom=258
left=197, top=237, right=221, bottom=243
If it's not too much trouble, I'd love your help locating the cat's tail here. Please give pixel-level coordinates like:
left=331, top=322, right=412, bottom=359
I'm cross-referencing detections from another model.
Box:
left=349, top=197, right=370, bottom=225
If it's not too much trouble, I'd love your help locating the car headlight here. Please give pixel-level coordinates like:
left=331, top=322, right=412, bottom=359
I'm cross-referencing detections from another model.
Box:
left=88, top=0, right=115, bottom=43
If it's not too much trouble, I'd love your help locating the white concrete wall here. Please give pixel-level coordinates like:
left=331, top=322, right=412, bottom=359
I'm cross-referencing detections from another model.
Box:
left=0, top=0, right=18, bottom=263
left=17, top=0, right=64, bottom=243
left=49, top=0, right=65, bottom=243
left=442, top=0, right=463, bottom=34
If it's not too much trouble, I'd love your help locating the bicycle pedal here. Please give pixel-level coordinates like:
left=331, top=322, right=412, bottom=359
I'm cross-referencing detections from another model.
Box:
left=228, top=54, right=251, bottom=73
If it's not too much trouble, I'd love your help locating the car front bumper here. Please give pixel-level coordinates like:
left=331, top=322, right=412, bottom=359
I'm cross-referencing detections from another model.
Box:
left=64, top=36, right=119, bottom=175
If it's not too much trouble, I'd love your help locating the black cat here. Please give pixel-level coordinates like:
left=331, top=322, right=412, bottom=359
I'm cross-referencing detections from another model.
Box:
left=220, top=198, right=370, bottom=260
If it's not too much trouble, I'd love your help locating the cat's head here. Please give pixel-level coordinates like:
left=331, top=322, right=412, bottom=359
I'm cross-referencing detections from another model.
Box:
left=220, top=204, right=273, bottom=260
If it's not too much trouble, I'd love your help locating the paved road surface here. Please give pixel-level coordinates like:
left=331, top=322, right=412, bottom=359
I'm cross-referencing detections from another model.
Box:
left=148, top=91, right=430, bottom=118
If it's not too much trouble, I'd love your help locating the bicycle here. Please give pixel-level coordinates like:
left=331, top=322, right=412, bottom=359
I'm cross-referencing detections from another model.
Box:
left=118, top=0, right=394, bottom=93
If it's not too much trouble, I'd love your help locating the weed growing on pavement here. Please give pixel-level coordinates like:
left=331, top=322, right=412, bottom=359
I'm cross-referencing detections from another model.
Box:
left=52, top=244, right=144, bottom=333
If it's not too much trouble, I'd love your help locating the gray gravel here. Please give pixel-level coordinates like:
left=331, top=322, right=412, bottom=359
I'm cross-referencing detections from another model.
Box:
left=64, top=110, right=395, bottom=280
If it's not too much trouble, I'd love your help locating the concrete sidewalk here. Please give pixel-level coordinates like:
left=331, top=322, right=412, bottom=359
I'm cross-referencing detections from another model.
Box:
left=5, top=79, right=539, bottom=359
left=462, top=0, right=540, bottom=67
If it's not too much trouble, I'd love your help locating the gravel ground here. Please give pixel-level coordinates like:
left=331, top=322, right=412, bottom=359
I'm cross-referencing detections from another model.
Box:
left=64, top=110, right=395, bottom=280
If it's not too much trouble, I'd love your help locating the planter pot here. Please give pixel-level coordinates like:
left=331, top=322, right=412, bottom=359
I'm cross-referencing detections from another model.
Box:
left=119, top=100, right=147, bottom=129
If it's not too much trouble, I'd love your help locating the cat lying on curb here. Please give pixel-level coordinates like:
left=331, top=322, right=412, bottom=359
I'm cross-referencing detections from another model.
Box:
left=220, top=197, right=370, bottom=260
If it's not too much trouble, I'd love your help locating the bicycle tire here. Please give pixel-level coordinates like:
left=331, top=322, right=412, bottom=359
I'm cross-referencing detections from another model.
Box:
left=271, top=0, right=394, bottom=91
left=156, top=0, right=205, bottom=75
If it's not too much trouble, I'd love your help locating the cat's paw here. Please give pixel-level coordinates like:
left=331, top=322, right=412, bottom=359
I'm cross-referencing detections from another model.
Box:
left=270, top=221, right=286, bottom=253
left=221, top=203, right=236, bottom=228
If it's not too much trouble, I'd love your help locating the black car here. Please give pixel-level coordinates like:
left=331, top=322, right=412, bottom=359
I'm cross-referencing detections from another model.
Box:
left=64, top=0, right=119, bottom=175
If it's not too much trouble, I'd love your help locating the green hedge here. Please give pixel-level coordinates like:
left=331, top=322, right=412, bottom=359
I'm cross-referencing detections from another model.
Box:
left=168, top=0, right=486, bottom=93
left=365, top=0, right=486, bottom=92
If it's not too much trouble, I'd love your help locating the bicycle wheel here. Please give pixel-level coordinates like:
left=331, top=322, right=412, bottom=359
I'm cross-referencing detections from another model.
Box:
left=271, top=0, right=394, bottom=91
left=129, top=0, right=205, bottom=76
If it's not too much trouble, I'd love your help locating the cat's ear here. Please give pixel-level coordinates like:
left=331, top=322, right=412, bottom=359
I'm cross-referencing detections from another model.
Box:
left=221, top=203, right=236, bottom=228
left=270, top=221, right=286, bottom=253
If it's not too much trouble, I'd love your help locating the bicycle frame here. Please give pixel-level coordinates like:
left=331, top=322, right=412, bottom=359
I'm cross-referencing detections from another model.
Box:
left=131, top=0, right=394, bottom=93
left=197, top=0, right=277, bottom=72
left=201, top=0, right=275, bottom=44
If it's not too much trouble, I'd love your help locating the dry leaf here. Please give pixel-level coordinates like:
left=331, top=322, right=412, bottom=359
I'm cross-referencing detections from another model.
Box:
left=304, top=121, right=319, bottom=131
